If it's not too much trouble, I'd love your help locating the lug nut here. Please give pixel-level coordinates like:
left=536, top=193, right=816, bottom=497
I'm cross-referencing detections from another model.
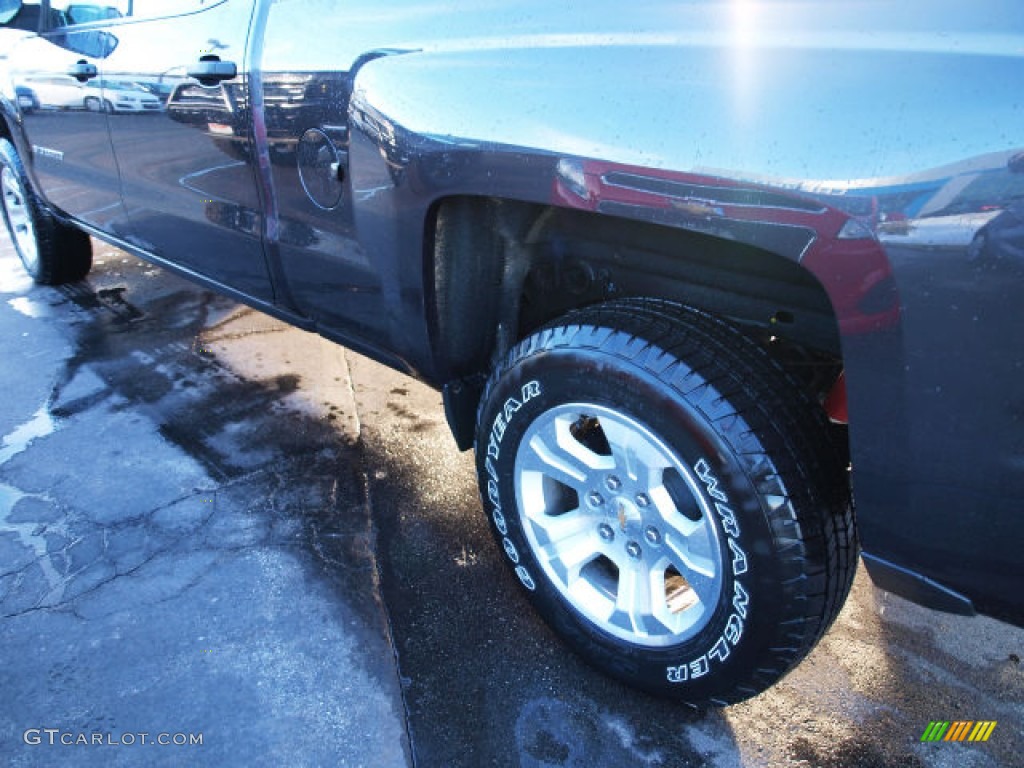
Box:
left=598, top=523, right=614, bottom=542
left=626, top=541, right=642, bottom=559
left=587, top=491, right=605, bottom=507
left=635, top=493, right=650, bottom=507
left=644, top=526, right=661, bottom=545
left=605, top=475, right=622, bottom=491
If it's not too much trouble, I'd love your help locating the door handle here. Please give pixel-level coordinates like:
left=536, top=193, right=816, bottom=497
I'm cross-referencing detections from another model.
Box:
left=68, top=60, right=98, bottom=82
left=187, top=56, right=237, bottom=87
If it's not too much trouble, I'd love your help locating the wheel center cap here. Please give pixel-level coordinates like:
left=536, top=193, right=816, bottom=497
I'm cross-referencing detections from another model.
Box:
left=615, top=498, right=641, bottom=533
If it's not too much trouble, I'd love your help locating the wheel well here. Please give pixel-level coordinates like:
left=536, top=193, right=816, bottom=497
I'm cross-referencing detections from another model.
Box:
left=432, top=196, right=845, bottom=450
left=433, top=196, right=839, bottom=359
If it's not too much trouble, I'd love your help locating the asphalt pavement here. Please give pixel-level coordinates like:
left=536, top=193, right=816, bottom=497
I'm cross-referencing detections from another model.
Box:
left=0, top=235, right=1021, bottom=767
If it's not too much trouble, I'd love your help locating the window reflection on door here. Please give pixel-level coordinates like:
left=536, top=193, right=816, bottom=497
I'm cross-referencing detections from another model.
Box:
left=7, top=1, right=124, bottom=231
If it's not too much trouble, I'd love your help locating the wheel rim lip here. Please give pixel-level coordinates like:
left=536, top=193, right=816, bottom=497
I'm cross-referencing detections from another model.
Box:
left=1, top=165, right=39, bottom=273
left=513, top=401, right=725, bottom=648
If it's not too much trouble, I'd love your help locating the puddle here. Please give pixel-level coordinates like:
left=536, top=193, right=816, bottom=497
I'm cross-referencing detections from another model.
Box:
left=58, top=284, right=144, bottom=324
left=0, top=480, right=66, bottom=606
left=0, top=481, right=24, bottom=520
left=0, top=406, right=57, bottom=465
left=8, top=296, right=51, bottom=319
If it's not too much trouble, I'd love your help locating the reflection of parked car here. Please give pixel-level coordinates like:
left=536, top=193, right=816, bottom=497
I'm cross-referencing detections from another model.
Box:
left=166, top=80, right=248, bottom=158
left=877, top=210, right=1002, bottom=248
left=131, top=79, right=176, bottom=105
left=23, top=74, right=84, bottom=109
left=166, top=80, right=236, bottom=126
left=83, top=79, right=161, bottom=113
left=14, top=85, right=38, bottom=112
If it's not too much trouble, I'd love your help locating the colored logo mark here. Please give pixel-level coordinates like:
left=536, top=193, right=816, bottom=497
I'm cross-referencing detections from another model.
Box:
left=920, top=721, right=997, bottom=742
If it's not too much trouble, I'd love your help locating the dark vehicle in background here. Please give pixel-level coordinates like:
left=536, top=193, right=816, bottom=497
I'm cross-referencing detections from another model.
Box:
left=131, top=78, right=175, bottom=105
left=0, top=0, right=1021, bottom=707
left=13, top=84, right=36, bottom=112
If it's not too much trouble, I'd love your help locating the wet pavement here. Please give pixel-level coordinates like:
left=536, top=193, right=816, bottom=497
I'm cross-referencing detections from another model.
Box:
left=0, top=235, right=1021, bottom=767
left=0, top=241, right=408, bottom=767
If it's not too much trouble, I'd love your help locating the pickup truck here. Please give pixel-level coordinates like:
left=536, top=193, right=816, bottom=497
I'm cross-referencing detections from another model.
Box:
left=1, top=0, right=1021, bottom=707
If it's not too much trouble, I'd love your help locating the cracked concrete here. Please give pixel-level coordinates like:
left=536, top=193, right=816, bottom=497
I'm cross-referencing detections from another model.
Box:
left=0, top=239, right=409, bottom=767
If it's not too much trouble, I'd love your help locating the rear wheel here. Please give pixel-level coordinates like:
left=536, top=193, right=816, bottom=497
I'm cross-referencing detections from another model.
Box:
left=0, top=138, right=92, bottom=284
left=475, top=298, right=856, bottom=705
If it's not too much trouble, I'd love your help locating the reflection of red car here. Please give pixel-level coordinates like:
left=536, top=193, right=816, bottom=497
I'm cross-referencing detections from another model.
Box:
left=552, top=158, right=899, bottom=339
left=811, top=190, right=880, bottom=230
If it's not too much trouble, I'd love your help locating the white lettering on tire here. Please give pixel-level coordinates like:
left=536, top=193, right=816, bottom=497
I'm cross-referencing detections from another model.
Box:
left=515, top=565, right=536, bottom=591
left=486, top=381, right=542, bottom=588
left=492, top=506, right=508, bottom=535
left=502, top=537, right=520, bottom=563
left=666, top=459, right=750, bottom=684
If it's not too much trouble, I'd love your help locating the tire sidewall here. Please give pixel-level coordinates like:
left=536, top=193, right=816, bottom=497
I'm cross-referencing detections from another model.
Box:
left=477, top=336, right=790, bottom=701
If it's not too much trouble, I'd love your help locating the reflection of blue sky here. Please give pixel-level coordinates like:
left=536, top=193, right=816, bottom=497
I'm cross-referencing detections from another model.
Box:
left=263, top=0, right=1024, bottom=70
left=271, top=0, right=1022, bottom=188
left=355, top=40, right=1021, bottom=186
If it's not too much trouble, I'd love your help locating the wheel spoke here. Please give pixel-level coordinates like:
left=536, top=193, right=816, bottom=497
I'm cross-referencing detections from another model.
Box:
left=529, top=507, right=591, bottom=546
left=601, top=416, right=669, bottom=489
left=530, top=510, right=601, bottom=582
left=519, top=415, right=609, bottom=492
left=611, top=562, right=662, bottom=635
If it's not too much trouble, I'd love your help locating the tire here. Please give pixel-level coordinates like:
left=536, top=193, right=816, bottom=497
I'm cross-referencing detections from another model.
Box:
left=103, top=99, right=114, bottom=114
left=0, top=138, right=92, bottom=285
left=84, top=96, right=100, bottom=112
left=474, top=298, right=856, bottom=706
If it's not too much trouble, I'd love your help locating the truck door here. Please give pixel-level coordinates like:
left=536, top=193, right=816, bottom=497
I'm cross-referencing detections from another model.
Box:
left=101, top=0, right=272, bottom=302
left=4, top=1, right=126, bottom=235
left=255, top=4, right=383, bottom=338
